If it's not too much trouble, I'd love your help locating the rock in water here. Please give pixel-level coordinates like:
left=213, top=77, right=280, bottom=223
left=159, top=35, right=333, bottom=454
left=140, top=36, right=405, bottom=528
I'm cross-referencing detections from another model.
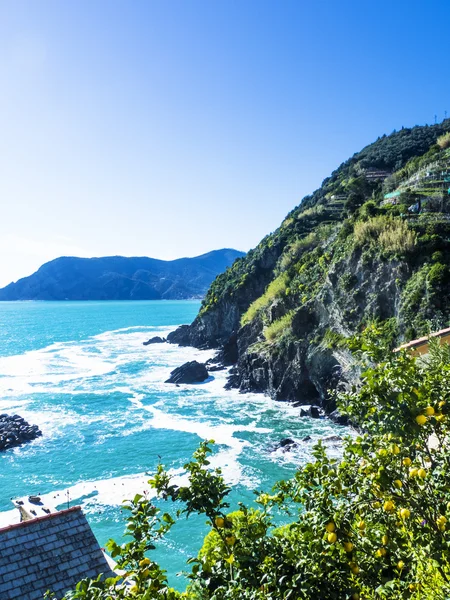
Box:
left=299, top=405, right=322, bottom=418
left=271, top=438, right=298, bottom=453
left=165, top=361, right=209, bottom=384
left=143, top=336, right=166, bottom=346
left=0, top=414, right=42, bottom=451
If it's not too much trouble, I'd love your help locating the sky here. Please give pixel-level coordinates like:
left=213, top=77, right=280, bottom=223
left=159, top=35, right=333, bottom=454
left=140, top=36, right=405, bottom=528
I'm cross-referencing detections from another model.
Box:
left=1, top=0, right=450, bottom=286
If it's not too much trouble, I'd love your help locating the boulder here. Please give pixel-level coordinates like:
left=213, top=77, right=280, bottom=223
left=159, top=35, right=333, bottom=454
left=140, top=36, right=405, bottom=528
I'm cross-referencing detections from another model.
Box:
left=0, top=414, right=42, bottom=451
left=165, top=361, right=209, bottom=384
left=271, top=438, right=298, bottom=452
left=322, top=435, right=343, bottom=444
left=299, top=405, right=322, bottom=419
left=205, top=358, right=225, bottom=372
left=143, top=336, right=166, bottom=346
left=329, top=409, right=349, bottom=426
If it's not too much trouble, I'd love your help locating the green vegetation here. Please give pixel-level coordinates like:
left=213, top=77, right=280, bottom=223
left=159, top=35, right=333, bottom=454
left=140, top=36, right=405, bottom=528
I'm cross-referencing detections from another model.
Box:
left=195, top=120, right=450, bottom=362
left=263, top=311, right=295, bottom=342
left=353, top=217, right=417, bottom=257
left=241, top=272, right=289, bottom=326
left=437, top=132, right=450, bottom=149
left=58, top=340, right=450, bottom=599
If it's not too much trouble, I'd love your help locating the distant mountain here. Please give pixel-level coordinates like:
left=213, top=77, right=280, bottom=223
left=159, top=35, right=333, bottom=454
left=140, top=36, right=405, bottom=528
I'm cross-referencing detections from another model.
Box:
left=0, top=249, right=245, bottom=301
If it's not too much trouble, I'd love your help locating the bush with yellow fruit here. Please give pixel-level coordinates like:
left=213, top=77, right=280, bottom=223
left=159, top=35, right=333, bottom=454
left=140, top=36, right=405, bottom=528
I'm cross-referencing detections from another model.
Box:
left=57, top=340, right=450, bottom=600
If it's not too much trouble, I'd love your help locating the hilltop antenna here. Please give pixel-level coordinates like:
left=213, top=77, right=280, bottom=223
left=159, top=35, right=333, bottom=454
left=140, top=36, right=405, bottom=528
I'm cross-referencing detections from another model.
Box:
left=66, top=490, right=70, bottom=510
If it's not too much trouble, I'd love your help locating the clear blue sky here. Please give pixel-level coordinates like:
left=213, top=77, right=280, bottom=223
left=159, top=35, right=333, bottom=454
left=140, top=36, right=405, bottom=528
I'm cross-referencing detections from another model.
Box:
left=1, top=0, right=449, bottom=286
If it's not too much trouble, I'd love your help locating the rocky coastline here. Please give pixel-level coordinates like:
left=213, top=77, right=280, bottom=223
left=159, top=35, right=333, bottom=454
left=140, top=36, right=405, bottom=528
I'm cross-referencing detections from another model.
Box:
left=0, top=414, right=42, bottom=451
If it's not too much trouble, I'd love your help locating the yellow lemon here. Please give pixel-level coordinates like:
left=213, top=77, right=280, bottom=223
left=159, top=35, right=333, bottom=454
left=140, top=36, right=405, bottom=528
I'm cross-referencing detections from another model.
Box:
left=439, top=400, right=446, bottom=408
left=400, top=508, right=410, bottom=519
left=383, top=500, right=395, bottom=512
left=418, top=468, right=427, bottom=478
left=416, top=415, right=427, bottom=426
left=437, top=515, right=447, bottom=530
left=349, top=562, right=359, bottom=574
left=225, top=535, right=236, bottom=546
left=357, top=520, right=366, bottom=530
left=352, top=594, right=360, bottom=600
left=139, top=557, right=151, bottom=567
left=327, top=532, right=338, bottom=543
left=425, top=406, right=435, bottom=416
left=373, top=501, right=381, bottom=509
left=214, top=516, right=225, bottom=528
left=375, top=547, right=387, bottom=557
left=378, top=448, right=387, bottom=457
left=382, top=534, right=389, bottom=545
left=403, top=457, right=412, bottom=467
left=343, top=542, right=354, bottom=552
left=141, top=569, right=150, bottom=578
left=391, top=444, right=400, bottom=455
left=393, top=479, right=403, bottom=489
left=436, top=414, right=445, bottom=422
left=325, top=522, right=336, bottom=533
left=398, top=560, right=405, bottom=569
left=409, top=468, right=419, bottom=478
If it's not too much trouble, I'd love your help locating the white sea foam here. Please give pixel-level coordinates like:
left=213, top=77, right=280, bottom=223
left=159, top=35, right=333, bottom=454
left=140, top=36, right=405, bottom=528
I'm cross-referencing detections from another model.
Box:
left=0, top=321, right=347, bottom=530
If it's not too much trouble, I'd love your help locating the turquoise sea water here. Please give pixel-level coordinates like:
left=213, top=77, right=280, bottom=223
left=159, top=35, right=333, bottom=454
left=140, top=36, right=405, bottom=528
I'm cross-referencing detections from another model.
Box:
left=0, top=300, right=344, bottom=587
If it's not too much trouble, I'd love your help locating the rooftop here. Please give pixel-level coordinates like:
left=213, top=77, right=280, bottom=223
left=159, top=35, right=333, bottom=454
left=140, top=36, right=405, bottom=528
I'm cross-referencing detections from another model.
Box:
left=0, top=505, right=115, bottom=600
left=394, top=326, right=450, bottom=354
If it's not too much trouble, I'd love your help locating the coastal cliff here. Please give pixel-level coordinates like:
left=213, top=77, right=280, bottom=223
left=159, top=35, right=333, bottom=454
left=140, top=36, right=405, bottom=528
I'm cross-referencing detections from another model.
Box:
left=168, top=122, right=450, bottom=410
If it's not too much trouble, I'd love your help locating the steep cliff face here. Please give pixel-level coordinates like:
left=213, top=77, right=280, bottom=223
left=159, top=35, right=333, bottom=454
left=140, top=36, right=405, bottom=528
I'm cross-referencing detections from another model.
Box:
left=168, top=122, right=450, bottom=409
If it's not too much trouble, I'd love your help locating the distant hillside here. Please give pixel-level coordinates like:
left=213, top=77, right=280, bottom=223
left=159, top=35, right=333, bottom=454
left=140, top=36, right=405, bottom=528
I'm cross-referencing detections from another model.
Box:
left=0, top=249, right=245, bottom=301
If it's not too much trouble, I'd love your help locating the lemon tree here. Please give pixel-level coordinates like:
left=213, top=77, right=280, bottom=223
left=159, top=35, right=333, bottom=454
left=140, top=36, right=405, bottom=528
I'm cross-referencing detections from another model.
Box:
left=58, top=341, right=450, bottom=600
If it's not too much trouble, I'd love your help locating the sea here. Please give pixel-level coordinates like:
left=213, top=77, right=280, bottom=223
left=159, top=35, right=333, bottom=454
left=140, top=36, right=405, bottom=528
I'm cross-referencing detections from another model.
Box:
left=0, top=300, right=345, bottom=587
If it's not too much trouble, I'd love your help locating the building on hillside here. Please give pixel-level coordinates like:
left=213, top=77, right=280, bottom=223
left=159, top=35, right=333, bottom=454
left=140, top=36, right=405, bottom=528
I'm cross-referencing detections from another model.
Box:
left=381, top=191, right=401, bottom=205
left=0, top=503, right=116, bottom=600
left=394, top=326, right=450, bottom=356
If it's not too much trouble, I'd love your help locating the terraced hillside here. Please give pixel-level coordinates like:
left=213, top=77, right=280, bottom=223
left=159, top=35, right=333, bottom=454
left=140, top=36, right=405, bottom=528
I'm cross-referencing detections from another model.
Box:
left=169, top=122, right=450, bottom=411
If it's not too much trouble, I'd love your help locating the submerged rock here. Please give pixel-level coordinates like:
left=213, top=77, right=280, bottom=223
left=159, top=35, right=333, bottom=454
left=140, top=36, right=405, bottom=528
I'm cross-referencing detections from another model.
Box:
left=205, top=358, right=225, bottom=372
left=271, top=438, right=298, bottom=453
left=322, top=435, right=343, bottom=445
left=143, top=336, right=166, bottom=346
left=0, top=414, right=42, bottom=451
left=165, top=361, right=209, bottom=384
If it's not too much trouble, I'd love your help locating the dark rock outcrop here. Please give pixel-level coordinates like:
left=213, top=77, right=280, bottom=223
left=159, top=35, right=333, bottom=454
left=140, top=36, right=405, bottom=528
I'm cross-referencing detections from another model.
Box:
left=205, top=358, right=225, bottom=372
left=0, top=414, right=42, bottom=451
left=329, top=409, right=349, bottom=426
left=322, top=435, right=343, bottom=444
left=299, top=405, right=322, bottom=419
left=143, top=336, right=166, bottom=346
left=165, top=361, right=209, bottom=384
left=271, top=438, right=298, bottom=452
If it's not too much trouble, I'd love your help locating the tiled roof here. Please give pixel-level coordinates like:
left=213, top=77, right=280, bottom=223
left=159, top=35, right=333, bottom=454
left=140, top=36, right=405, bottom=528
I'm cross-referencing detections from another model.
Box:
left=0, top=506, right=115, bottom=600
left=394, top=326, right=450, bottom=352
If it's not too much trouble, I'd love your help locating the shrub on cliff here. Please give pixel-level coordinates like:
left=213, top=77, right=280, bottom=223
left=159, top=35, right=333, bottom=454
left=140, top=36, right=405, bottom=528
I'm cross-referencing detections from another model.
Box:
left=353, top=217, right=417, bottom=257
